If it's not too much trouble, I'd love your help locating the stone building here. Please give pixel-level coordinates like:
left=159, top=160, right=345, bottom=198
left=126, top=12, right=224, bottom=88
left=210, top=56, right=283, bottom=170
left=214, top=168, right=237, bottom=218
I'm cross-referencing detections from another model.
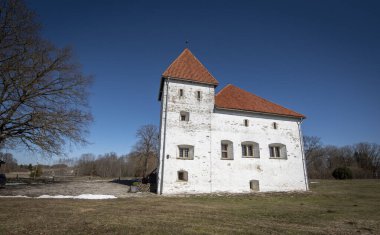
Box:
left=157, top=48, right=308, bottom=194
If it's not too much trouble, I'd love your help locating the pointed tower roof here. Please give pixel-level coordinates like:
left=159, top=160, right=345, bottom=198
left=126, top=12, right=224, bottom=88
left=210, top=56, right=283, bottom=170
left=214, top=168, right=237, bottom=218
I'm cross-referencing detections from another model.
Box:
left=215, top=84, right=305, bottom=118
left=162, top=48, right=219, bottom=86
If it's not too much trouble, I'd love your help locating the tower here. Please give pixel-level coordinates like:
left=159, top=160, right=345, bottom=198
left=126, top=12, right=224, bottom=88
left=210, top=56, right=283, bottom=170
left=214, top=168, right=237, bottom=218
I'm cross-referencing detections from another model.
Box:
left=157, top=49, right=218, bottom=194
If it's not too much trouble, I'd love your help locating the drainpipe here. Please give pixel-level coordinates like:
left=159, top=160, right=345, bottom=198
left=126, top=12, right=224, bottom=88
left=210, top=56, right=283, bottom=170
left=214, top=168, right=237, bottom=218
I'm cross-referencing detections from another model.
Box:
left=298, top=118, right=309, bottom=190
left=159, top=78, right=169, bottom=195
left=209, top=87, right=213, bottom=193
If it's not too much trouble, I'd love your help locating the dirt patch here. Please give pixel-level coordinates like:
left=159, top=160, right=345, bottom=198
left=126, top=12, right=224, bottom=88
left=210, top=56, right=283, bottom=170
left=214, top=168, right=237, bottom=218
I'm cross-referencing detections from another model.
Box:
left=0, top=179, right=155, bottom=198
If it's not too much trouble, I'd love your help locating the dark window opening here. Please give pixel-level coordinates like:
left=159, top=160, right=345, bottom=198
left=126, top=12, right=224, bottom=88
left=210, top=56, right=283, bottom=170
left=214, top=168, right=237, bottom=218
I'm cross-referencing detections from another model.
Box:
left=178, top=170, right=188, bottom=181
left=180, top=111, right=189, bottom=121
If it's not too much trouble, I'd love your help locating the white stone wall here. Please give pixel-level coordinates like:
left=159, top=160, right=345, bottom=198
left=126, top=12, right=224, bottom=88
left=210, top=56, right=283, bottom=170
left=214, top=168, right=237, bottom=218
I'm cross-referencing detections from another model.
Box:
left=158, top=79, right=308, bottom=194
left=158, top=79, right=215, bottom=194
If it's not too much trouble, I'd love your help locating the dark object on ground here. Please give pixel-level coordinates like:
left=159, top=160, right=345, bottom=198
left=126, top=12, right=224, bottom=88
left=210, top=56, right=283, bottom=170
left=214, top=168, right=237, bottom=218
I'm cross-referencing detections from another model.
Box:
left=142, top=168, right=157, bottom=193
left=332, top=167, right=353, bottom=180
left=0, top=174, right=6, bottom=187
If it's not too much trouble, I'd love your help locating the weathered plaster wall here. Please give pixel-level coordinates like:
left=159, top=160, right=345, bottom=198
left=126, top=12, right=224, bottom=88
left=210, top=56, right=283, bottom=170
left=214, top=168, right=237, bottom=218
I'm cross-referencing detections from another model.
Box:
left=158, top=79, right=308, bottom=194
left=158, top=79, right=214, bottom=194
left=211, top=110, right=307, bottom=192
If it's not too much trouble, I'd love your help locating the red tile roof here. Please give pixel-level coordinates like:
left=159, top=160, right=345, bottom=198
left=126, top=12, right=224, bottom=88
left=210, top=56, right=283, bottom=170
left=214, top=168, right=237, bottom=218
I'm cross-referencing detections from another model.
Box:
left=162, top=48, right=219, bottom=86
left=215, top=84, right=305, bottom=118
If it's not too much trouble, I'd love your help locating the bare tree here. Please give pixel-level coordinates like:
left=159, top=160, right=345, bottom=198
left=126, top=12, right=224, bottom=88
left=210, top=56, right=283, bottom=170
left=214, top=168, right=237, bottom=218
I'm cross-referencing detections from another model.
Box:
left=0, top=0, right=92, bottom=155
left=0, top=152, right=17, bottom=172
left=134, top=124, right=159, bottom=177
left=303, top=136, right=323, bottom=166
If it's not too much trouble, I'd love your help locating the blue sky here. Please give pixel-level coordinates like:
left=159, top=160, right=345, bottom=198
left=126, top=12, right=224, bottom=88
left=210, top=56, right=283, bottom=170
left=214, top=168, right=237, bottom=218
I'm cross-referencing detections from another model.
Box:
left=11, top=0, right=380, bottom=164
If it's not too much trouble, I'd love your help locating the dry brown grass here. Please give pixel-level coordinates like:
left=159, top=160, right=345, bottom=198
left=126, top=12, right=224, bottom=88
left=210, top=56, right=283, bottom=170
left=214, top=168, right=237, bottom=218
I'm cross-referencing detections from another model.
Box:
left=1, top=180, right=379, bottom=234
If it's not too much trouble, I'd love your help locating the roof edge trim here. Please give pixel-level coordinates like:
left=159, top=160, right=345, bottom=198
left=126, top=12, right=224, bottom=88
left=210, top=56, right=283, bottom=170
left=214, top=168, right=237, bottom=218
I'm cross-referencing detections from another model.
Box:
left=214, top=106, right=306, bottom=119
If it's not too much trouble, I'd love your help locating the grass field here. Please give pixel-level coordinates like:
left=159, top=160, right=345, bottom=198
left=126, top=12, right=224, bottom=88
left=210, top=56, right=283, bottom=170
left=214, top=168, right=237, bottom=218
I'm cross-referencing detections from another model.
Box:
left=1, top=180, right=379, bottom=234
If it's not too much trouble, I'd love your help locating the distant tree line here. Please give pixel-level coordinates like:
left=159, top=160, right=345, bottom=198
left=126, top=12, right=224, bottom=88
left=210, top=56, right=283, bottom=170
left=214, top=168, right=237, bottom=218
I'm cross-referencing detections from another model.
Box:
left=0, top=124, right=159, bottom=178
left=70, top=124, right=159, bottom=178
left=304, top=136, right=380, bottom=179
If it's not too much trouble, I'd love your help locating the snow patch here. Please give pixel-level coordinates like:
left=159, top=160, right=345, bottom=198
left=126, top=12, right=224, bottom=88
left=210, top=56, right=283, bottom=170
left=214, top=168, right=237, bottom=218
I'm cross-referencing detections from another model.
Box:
left=0, top=194, right=117, bottom=199
left=37, top=194, right=117, bottom=199
left=0, top=195, right=30, bottom=198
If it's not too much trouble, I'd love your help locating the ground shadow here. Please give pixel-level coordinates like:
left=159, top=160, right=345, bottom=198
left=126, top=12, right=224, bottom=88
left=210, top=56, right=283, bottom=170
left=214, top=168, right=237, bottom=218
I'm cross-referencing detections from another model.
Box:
left=110, top=179, right=139, bottom=186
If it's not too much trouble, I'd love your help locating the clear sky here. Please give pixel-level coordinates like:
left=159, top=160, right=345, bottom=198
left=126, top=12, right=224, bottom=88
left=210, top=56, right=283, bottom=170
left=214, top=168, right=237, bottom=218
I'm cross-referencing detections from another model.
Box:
left=12, top=0, right=380, bottom=164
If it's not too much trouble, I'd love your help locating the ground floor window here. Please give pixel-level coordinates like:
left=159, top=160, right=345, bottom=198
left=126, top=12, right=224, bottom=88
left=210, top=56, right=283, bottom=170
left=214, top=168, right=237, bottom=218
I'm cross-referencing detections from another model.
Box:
left=178, top=170, right=188, bottom=181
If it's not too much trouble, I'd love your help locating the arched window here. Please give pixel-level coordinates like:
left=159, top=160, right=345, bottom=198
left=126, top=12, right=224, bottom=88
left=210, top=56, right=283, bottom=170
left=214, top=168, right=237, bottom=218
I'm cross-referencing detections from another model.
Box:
left=177, top=145, right=194, bottom=160
left=241, top=141, right=260, bottom=158
left=221, top=140, right=234, bottom=160
left=269, top=143, right=287, bottom=159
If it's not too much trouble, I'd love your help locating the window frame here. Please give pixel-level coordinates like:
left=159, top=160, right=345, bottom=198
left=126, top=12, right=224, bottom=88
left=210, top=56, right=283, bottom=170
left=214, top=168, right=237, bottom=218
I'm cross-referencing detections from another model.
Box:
left=179, top=89, right=184, bottom=98
left=244, top=119, right=249, bottom=127
left=241, top=141, right=260, bottom=158
left=220, top=140, right=234, bottom=160
left=177, top=145, right=194, bottom=160
left=269, top=143, right=287, bottom=159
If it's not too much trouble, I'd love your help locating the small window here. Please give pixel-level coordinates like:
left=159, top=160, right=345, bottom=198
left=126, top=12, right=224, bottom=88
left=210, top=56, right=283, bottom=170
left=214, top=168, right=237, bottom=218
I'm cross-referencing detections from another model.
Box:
left=196, top=91, right=201, bottom=101
left=178, top=145, right=194, bottom=160
left=221, top=144, right=228, bottom=159
left=273, top=122, right=278, bottom=129
left=221, top=140, right=234, bottom=160
left=178, top=170, right=188, bottom=181
left=269, top=144, right=287, bottom=159
left=179, top=89, right=184, bottom=97
left=244, top=119, right=249, bottom=127
left=180, top=111, right=189, bottom=121
left=250, top=180, right=260, bottom=192
left=242, top=141, right=260, bottom=158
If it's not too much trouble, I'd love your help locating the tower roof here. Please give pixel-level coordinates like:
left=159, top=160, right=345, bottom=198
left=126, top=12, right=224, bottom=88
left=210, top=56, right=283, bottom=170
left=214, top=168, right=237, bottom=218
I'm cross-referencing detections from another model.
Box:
left=215, top=84, right=305, bottom=118
left=162, top=48, right=219, bottom=86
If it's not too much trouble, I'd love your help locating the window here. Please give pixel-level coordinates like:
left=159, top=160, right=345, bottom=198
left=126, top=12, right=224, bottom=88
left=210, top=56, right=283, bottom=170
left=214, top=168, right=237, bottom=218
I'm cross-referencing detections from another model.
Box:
left=179, top=89, right=184, bottom=97
left=179, top=148, right=189, bottom=158
left=196, top=91, right=201, bottom=101
left=178, top=145, right=194, bottom=160
left=273, top=122, right=278, bottom=129
left=250, top=180, right=260, bottom=192
left=180, top=111, right=189, bottom=121
left=178, top=170, right=188, bottom=181
left=269, top=144, right=287, bottom=159
left=241, top=141, right=260, bottom=158
left=244, top=119, right=249, bottom=127
left=221, top=140, right=233, bottom=160
left=221, top=144, right=228, bottom=159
